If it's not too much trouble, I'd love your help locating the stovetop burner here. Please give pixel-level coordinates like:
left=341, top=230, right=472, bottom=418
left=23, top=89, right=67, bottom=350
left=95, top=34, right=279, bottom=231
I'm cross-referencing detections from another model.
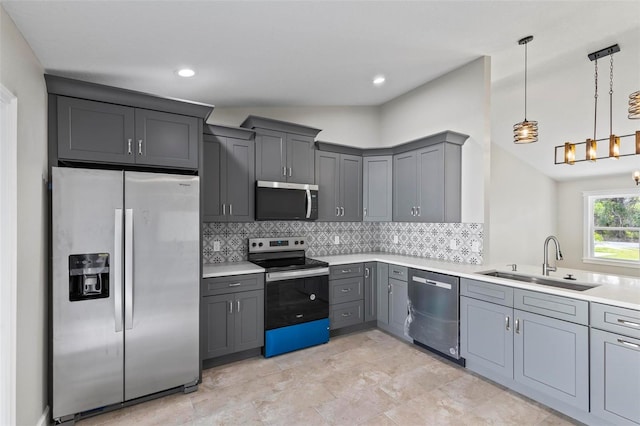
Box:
left=247, top=236, right=328, bottom=272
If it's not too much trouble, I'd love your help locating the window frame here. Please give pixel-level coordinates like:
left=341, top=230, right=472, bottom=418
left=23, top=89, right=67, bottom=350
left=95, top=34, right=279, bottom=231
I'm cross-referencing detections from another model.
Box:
left=582, top=188, right=640, bottom=269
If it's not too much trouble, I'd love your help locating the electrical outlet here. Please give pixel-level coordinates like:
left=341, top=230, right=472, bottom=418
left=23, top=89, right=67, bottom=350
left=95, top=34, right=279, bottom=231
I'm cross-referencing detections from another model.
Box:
left=471, top=241, right=480, bottom=253
left=213, top=241, right=221, bottom=252
left=393, top=235, right=399, bottom=244
left=449, top=240, right=457, bottom=250
left=334, top=235, right=340, bottom=245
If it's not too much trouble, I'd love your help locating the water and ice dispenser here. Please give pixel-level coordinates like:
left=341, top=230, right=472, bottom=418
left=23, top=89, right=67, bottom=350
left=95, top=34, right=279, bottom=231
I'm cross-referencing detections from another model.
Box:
left=68, top=253, right=110, bottom=301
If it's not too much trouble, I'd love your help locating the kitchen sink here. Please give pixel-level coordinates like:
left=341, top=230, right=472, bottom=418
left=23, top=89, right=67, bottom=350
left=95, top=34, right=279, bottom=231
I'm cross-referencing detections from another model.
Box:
left=478, top=271, right=599, bottom=292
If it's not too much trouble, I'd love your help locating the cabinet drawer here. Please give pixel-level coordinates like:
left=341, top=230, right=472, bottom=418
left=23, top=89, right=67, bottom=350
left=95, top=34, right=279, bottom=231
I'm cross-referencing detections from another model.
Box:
left=514, top=289, right=588, bottom=325
left=389, top=265, right=408, bottom=281
left=591, top=303, right=640, bottom=339
left=330, top=277, right=363, bottom=304
left=461, top=278, right=514, bottom=307
left=329, top=263, right=363, bottom=279
left=202, top=273, right=264, bottom=297
left=330, top=300, right=364, bottom=329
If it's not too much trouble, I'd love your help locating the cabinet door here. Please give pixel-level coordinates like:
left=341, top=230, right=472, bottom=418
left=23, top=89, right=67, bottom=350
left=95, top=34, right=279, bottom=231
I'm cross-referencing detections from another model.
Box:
left=315, top=151, right=340, bottom=221
left=460, top=296, right=513, bottom=380
left=393, top=151, right=417, bottom=222
left=255, top=129, right=286, bottom=181
left=234, top=290, right=265, bottom=352
left=416, top=145, right=444, bottom=222
left=202, top=294, right=235, bottom=359
left=377, top=263, right=389, bottom=326
left=388, top=278, right=409, bottom=339
left=286, top=133, right=315, bottom=183
left=226, top=138, right=255, bottom=222
left=202, top=135, right=226, bottom=222
left=363, top=156, right=392, bottom=222
left=134, top=109, right=198, bottom=169
left=340, top=154, right=362, bottom=221
left=57, top=96, right=135, bottom=164
left=364, top=263, right=377, bottom=322
left=514, top=309, right=589, bottom=411
left=591, top=329, right=640, bottom=426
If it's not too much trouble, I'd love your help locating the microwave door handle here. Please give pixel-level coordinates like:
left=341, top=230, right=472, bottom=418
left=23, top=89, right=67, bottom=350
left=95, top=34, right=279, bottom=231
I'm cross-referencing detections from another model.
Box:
left=306, top=189, right=312, bottom=219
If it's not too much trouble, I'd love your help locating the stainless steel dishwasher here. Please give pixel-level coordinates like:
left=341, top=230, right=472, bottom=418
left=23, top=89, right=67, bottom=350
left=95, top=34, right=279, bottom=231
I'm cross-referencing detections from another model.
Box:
left=407, top=268, right=461, bottom=360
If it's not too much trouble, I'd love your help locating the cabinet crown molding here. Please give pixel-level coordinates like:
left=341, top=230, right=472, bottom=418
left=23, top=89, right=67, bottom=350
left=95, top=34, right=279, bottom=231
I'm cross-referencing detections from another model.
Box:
left=240, top=115, right=322, bottom=138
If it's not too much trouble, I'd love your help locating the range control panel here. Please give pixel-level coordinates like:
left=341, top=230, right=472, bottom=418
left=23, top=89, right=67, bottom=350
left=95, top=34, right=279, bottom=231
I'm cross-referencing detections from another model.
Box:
left=248, top=237, right=307, bottom=253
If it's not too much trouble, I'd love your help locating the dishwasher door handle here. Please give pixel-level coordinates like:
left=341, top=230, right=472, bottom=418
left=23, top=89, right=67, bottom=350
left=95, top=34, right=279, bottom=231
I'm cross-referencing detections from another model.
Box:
left=411, top=275, right=452, bottom=290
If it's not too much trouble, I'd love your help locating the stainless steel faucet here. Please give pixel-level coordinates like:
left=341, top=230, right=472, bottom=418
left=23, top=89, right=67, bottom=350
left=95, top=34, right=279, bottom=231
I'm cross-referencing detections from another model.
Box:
left=543, top=235, right=563, bottom=276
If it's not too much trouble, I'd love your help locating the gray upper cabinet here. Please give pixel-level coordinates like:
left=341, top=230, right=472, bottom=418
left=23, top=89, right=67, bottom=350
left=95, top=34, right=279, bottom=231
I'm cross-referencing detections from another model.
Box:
left=56, top=96, right=199, bottom=169
left=393, top=137, right=464, bottom=223
left=202, top=125, right=255, bottom=222
left=363, top=156, right=393, bottom=222
left=241, top=115, right=321, bottom=184
left=315, top=151, right=362, bottom=221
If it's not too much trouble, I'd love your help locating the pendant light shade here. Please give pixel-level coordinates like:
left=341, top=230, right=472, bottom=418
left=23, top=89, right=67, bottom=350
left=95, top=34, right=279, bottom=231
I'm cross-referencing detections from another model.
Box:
left=630, top=91, right=640, bottom=119
left=514, top=36, right=538, bottom=144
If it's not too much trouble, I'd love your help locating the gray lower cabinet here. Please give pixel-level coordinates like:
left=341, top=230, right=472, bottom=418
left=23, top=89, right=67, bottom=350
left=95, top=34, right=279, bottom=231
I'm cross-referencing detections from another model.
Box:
left=377, top=263, right=410, bottom=341
left=202, top=128, right=255, bottom=222
left=392, top=142, right=461, bottom=223
left=590, top=303, right=640, bottom=425
left=363, top=156, right=392, bottom=222
left=329, top=263, right=365, bottom=330
left=315, top=151, right=362, bottom=221
left=461, top=280, right=589, bottom=414
left=57, top=96, right=198, bottom=169
left=201, top=274, right=264, bottom=360
left=363, top=263, right=377, bottom=322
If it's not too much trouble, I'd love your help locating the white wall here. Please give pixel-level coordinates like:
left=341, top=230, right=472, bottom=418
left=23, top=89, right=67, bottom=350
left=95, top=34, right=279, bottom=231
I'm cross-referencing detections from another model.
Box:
left=557, top=174, right=639, bottom=277
left=489, top=144, right=557, bottom=266
left=208, top=106, right=381, bottom=148
left=0, top=6, right=48, bottom=425
left=379, top=57, right=490, bottom=224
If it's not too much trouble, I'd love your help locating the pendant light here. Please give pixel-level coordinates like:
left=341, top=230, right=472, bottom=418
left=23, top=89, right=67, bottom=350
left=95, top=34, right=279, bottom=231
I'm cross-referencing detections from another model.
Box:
left=513, top=36, right=538, bottom=144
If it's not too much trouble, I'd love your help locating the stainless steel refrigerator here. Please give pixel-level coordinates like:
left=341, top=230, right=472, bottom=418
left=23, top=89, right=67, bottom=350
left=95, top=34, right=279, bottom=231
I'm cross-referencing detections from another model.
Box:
left=51, top=167, right=200, bottom=422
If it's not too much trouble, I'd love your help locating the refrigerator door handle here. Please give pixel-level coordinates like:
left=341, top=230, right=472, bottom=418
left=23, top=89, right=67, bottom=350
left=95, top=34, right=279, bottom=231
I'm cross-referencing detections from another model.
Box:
left=114, top=209, right=124, bottom=332
left=124, top=208, right=134, bottom=330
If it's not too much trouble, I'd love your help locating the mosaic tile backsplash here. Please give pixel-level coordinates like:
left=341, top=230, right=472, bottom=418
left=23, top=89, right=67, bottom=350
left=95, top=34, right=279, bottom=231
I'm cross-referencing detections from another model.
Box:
left=203, top=221, right=483, bottom=265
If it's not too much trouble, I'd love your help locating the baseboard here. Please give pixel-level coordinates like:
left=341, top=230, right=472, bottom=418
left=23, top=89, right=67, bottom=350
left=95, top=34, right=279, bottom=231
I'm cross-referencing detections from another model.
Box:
left=36, top=405, right=50, bottom=426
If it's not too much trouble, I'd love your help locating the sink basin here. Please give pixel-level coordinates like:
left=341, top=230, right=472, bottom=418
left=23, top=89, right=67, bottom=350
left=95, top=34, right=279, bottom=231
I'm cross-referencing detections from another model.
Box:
left=478, top=271, right=599, bottom=292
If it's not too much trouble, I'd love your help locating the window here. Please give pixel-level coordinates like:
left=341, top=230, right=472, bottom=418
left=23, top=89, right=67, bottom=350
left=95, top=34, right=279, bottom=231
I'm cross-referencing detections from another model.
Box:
left=583, top=189, right=640, bottom=268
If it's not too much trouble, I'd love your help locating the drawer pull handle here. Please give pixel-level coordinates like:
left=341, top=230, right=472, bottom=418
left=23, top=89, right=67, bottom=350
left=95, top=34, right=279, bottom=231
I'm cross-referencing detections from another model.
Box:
left=393, top=270, right=403, bottom=275
left=228, top=283, right=241, bottom=287
left=618, top=339, right=640, bottom=349
left=341, top=269, right=352, bottom=273
left=296, top=314, right=303, bottom=318
left=505, top=316, right=510, bottom=331
left=340, top=288, right=352, bottom=293
left=618, top=319, right=640, bottom=327
left=342, top=312, right=352, bottom=317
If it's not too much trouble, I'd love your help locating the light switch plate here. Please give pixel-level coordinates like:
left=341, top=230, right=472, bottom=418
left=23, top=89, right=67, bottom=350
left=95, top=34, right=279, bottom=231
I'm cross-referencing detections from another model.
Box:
left=334, top=235, right=340, bottom=244
left=449, top=240, right=457, bottom=250
left=471, top=241, right=480, bottom=253
left=213, top=241, right=221, bottom=252
left=393, top=235, right=398, bottom=244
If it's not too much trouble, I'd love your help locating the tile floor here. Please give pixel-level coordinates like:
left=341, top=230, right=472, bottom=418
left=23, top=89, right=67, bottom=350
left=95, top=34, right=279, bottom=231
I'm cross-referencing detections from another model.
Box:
left=78, top=329, right=580, bottom=425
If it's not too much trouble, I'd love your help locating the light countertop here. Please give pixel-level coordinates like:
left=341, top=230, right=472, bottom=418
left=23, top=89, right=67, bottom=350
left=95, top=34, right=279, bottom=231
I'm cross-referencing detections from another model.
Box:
left=203, top=262, right=264, bottom=278
left=203, top=253, right=640, bottom=310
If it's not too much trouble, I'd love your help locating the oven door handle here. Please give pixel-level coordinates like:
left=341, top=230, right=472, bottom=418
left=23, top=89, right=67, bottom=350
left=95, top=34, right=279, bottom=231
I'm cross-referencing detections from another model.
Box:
left=266, top=267, right=330, bottom=282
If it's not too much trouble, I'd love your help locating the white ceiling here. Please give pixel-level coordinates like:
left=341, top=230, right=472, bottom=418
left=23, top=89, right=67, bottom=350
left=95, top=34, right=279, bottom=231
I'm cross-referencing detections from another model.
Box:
left=3, top=0, right=640, bottom=181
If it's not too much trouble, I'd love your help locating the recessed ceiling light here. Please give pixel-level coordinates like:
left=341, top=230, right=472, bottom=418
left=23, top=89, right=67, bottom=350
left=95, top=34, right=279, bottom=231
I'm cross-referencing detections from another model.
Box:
left=373, top=75, right=386, bottom=86
left=177, top=68, right=195, bottom=78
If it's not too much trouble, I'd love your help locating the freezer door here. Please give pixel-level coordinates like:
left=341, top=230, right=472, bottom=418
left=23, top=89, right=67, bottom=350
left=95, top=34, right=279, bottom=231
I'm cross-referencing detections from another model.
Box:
left=52, top=167, right=124, bottom=419
left=123, top=172, right=200, bottom=400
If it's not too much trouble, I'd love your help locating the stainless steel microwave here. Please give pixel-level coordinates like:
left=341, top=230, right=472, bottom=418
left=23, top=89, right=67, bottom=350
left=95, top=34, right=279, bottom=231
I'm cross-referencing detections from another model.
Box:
left=255, top=181, right=318, bottom=221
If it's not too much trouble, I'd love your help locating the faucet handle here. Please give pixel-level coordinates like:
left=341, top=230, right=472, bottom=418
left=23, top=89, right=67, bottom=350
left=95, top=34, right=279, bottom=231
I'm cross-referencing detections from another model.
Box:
left=506, top=264, right=517, bottom=271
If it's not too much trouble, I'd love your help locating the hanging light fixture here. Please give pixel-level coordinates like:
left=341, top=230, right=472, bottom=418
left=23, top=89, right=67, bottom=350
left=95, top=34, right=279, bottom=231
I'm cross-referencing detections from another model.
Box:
left=513, top=36, right=538, bottom=144
left=554, top=44, right=640, bottom=165
left=629, top=91, right=640, bottom=119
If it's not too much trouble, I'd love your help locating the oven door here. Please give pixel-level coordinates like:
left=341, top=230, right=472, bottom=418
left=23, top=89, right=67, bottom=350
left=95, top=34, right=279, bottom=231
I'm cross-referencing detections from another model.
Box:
left=265, top=269, right=329, bottom=330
